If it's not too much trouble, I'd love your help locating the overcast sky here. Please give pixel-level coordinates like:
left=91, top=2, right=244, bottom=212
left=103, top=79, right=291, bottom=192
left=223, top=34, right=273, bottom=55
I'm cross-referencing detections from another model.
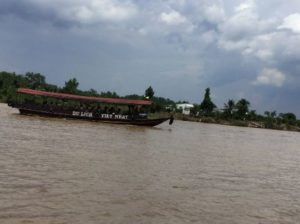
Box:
left=1, top=0, right=300, bottom=115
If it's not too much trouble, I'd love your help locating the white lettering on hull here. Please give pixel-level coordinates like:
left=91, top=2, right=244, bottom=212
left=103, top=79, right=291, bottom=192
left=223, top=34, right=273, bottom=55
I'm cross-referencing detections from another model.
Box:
left=72, top=111, right=128, bottom=120
left=72, top=111, right=93, bottom=118
left=101, top=114, right=128, bottom=120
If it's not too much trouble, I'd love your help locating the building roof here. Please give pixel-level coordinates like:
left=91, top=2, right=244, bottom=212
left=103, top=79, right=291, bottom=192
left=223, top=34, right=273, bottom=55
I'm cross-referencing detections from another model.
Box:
left=176, top=103, right=194, bottom=108
left=17, top=88, right=152, bottom=106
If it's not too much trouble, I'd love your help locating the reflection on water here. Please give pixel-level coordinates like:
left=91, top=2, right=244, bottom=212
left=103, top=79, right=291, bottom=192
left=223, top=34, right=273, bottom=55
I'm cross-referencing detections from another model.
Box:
left=1, top=103, right=300, bottom=224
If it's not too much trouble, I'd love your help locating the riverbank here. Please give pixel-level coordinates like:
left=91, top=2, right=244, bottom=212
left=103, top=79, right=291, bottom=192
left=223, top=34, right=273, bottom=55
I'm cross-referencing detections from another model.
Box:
left=174, top=113, right=300, bottom=132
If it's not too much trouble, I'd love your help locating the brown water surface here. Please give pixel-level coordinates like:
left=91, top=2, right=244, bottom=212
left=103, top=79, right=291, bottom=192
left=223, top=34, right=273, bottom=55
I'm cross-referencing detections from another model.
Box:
left=1, top=103, right=300, bottom=224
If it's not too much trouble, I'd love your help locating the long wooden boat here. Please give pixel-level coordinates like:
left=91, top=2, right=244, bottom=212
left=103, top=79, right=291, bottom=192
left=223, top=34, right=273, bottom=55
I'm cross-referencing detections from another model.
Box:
left=9, top=88, right=173, bottom=127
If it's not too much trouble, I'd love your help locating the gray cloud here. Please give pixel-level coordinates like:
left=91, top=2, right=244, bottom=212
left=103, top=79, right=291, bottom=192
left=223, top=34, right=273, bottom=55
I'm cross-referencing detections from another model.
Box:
left=0, top=0, right=137, bottom=27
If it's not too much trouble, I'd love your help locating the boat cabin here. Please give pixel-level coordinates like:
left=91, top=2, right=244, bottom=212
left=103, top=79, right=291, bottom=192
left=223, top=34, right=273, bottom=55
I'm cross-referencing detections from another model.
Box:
left=9, top=88, right=171, bottom=126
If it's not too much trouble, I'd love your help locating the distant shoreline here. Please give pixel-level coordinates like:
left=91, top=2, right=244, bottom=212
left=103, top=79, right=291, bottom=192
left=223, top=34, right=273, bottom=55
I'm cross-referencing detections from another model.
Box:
left=174, top=113, right=300, bottom=132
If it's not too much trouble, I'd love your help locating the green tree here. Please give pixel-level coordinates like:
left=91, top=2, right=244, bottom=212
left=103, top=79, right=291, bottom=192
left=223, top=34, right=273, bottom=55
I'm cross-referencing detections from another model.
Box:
left=63, top=78, right=79, bottom=94
left=271, top=111, right=277, bottom=118
left=25, top=72, right=46, bottom=89
left=264, top=110, right=277, bottom=128
left=264, top=111, right=276, bottom=119
left=85, top=88, right=98, bottom=96
left=199, top=88, right=216, bottom=115
left=152, top=96, right=176, bottom=112
left=44, top=83, right=58, bottom=92
left=248, top=110, right=258, bottom=121
left=125, top=94, right=143, bottom=100
left=279, top=112, right=297, bottom=125
left=235, top=98, right=250, bottom=119
left=223, top=99, right=235, bottom=118
left=100, top=91, right=119, bottom=98
left=145, top=86, right=154, bottom=99
left=264, top=111, right=271, bottom=117
left=0, top=72, right=26, bottom=102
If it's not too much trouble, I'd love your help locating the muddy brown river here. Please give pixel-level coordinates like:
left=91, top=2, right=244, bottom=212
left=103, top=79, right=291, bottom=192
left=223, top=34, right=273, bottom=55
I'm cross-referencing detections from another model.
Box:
left=1, top=103, right=300, bottom=224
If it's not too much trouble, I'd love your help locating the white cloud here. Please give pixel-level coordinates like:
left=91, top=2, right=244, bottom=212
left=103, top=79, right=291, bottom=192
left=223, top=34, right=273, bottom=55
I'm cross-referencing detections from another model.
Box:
left=218, top=0, right=275, bottom=42
left=241, top=34, right=274, bottom=60
left=253, top=68, right=286, bottom=87
left=234, top=0, right=255, bottom=13
left=137, top=28, right=147, bottom=36
left=278, top=13, right=300, bottom=33
left=201, top=30, right=218, bottom=45
left=204, top=4, right=225, bottom=23
left=255, top=49, right=273, bottom=60
left=160, top=10, right=187, bottom=25
left=217, top=1, right=282, bottom=66
left=248, top=32, right=300, bottom=64
left=30, top=0, right=137, bottom=24
left=218, top=39, right=249, bottom=51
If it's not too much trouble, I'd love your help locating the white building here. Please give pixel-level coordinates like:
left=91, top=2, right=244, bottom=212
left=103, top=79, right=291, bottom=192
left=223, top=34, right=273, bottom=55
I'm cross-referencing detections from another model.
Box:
left=176, top=104, right=194, bottom=115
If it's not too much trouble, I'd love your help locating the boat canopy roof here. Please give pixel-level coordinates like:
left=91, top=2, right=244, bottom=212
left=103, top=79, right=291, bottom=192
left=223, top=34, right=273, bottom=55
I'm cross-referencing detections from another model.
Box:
left=17, top=88, right=152, bottom=106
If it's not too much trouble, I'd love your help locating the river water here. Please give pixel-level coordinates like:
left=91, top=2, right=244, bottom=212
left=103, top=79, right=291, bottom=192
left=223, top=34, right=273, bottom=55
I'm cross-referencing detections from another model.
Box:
left=1, top=103, right=300, bottom=224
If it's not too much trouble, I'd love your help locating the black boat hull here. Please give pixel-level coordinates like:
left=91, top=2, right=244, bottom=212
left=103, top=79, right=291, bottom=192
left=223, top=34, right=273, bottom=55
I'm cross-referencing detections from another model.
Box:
left=18, top=108, right=169, bottom=127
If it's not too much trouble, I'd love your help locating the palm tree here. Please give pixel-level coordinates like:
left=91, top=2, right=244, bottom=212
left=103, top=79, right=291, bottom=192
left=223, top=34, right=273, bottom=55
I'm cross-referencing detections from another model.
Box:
left=264, top=110, right=276, bottom=118
left=264, top=111, right=271, bottom=117
left=270, top=111, right=277, bottom=118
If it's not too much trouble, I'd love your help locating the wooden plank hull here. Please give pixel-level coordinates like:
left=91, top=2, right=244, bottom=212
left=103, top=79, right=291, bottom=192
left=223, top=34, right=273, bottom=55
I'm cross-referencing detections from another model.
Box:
left=18, top=108, right=169, bottom=127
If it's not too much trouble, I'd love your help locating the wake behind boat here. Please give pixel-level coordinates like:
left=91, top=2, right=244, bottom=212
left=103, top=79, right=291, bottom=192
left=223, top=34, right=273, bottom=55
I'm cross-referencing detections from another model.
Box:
left=9, top=88, right=174, bottom=127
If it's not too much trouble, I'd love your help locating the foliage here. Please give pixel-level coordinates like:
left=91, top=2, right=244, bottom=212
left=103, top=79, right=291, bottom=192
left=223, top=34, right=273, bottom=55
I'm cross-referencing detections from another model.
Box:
left=99, top=91, right=119, bottom=98
left=150, top=96, right=175, bottom=112
left=235, top=98, right=250, bottom=119
left=25, top=72, right=46, bottom=89
left=223, top=99, right=235, bottom=119
left=0, top=72, right=24, bottom=102
left=279, top=112, right=297, bottom=125
left=85, top=88, right=98, bottom=96
left=124, top=94, right=143, bottom=100
left=62, top=78, right=79, bottom=94
left=199, top=88, right=216, bottom=116
left=176, top=100, right=189, bottom=104
left=145, top=86, right=154, bottom=99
